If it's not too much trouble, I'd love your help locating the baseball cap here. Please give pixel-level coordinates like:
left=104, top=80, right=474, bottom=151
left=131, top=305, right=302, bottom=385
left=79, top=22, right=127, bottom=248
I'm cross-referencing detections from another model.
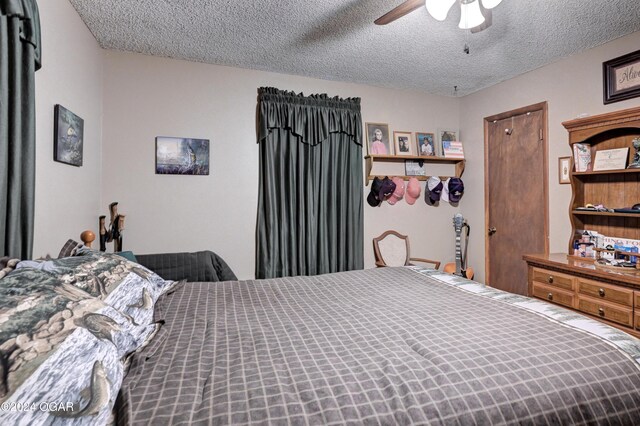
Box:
left=387, top=177, right=405, bottom=205
left=405, top=177, right=421, bottom=205
left=448, top=177, right=464, bottom=203
left=442, top=177, right=464, bottom=203
left=425, top=176, right=443, bottom=205
left=367, top=177, right=384, bottom=207
left=378, top=177, right=396, bottom=202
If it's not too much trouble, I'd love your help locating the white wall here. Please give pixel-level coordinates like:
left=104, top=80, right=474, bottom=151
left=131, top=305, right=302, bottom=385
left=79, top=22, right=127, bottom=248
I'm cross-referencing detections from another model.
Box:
left=33, top=0, right=103, bottom=257
left=101, top=52, right=461, bottom=279
left=460, top=31, right=640, bottom=283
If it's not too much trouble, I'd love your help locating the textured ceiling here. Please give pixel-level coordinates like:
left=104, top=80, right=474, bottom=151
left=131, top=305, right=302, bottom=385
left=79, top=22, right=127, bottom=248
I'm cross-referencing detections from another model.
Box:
left=69, top=0, right=640, bottom=96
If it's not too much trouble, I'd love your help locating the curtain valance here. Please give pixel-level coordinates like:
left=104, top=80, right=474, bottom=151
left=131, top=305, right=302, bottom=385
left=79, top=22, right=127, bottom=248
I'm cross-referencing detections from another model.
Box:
left=1, top=0, right=41, bottom=69
left=258, top=87, right=362, bottom=147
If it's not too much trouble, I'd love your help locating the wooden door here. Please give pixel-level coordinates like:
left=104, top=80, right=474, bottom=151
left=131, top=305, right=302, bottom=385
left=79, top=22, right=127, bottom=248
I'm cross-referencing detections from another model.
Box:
left=485, top=103, right=549, bottom=295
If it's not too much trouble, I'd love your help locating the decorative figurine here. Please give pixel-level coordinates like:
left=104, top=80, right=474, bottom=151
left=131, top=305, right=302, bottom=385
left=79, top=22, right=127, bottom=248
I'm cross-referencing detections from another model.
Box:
left=628, top=137, right=640, bottom=169
left=98, top=202, right=125, bottom=252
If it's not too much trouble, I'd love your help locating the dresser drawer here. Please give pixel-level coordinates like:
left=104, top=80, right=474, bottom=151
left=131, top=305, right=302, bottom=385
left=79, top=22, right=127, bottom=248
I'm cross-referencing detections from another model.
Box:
left=532, top=283, right=575, bottom=309
left=532, top=268, right=575, bottom=291
left=577, top=279, right=633, bottom=307
left=577, top=295, right=634, bottom=328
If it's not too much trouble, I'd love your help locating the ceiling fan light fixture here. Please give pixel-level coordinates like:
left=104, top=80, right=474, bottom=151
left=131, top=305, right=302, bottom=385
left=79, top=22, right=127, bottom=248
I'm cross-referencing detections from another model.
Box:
left=458, top=0, right=485, bottom=29
left=481, top=0, right=503, bottom=9
left=425, top=0, right=457, bottom=21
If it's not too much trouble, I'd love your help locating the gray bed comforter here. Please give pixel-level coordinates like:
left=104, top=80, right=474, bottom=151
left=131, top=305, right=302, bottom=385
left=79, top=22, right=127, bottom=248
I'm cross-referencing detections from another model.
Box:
left=117, top=267, right=640, bottom=425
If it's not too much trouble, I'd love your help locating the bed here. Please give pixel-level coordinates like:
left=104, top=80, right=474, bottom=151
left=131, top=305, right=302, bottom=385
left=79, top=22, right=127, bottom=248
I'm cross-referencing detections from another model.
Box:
left=1, top=248, right=640, bottom=425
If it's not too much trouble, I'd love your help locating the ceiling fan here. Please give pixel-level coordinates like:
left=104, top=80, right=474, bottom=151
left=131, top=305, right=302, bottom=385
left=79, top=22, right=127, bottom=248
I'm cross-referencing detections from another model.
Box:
left=375, top=0, right=502, bottom=33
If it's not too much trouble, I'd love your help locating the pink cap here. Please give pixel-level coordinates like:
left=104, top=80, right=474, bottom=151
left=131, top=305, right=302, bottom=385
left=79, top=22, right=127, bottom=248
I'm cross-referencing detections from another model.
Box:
left=405, top=177, right=421, bottom=205
left=387, top=177, right=406, bottom=205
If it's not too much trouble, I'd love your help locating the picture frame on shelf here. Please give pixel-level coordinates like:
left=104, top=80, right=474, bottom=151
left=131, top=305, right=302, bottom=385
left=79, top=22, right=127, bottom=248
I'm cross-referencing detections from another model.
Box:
left=54, top=104, right=84, bottom=167
left=437, top=129, right=459, bottom=156
left=592, top=147, right=629, bottom=171
left=416, top=132, right=436, bottom=157
left=365, top=122, right=392, bottom=155
left=405, top=160, right=427, bottom=176
left=442, top=141, right=465, bottom=159
left=558, top=156, right=571, bottom=184
left=603, top=49, right=640, bottom=105
left=393, top=131, right=414, bottom=156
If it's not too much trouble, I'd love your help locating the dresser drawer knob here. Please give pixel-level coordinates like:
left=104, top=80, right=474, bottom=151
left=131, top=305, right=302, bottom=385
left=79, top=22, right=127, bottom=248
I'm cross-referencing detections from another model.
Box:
left=547, top=293, right=553, bottom=301
left=598, top=288, right=605, bottom=297
left=547, top=276, right=554, bottom=284
left=598, top=307, right=605, bottom=317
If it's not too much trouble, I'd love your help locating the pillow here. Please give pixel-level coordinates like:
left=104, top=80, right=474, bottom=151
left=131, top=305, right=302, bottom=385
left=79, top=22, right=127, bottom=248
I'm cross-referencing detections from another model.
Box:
left=0, top=267, right=155, bottom=423
left=0, top=257, right=20, bottom=279
left=20, top=248, right=174, bottom=327
left=135, top=250, right=238, bottom=282
left=57, top=238, right=84, bottom=258
left=115, top=251, right=138, bottom=263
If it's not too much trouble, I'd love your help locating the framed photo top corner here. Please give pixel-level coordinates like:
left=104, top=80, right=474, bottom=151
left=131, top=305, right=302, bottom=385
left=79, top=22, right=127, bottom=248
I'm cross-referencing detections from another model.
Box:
left=603, top=49, right=640, bottom=104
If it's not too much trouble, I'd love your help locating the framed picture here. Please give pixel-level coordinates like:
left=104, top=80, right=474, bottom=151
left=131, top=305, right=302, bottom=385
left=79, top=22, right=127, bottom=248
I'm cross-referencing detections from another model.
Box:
left=405, top=160, right=426, bottom=176
left=54, top=104, right=84, bottom=167
left=603, top=49, right=640, bottom=104
left=437, top=129, right=459, bottom=156
left=156, top=136, right=210, bottom=175
left=365, top=122, right=392, bottom=155
left=416, top=132, right=436, bottom=157
left=558, top=156, right=571, bottom=184
left=393, top=131, right=414, bottom=156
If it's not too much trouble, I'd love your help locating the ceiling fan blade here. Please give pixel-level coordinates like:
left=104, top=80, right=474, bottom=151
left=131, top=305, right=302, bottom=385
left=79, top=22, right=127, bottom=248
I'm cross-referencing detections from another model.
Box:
left=375, top=0, right=424, bottom=25
left=470, top=9, right=492, bottom=33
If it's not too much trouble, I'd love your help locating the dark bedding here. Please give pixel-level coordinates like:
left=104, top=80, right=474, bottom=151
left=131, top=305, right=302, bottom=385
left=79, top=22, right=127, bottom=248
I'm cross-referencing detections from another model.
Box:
left=117, top=267, right=640, bottom=425
left=135, top=250, right=237, bottom=282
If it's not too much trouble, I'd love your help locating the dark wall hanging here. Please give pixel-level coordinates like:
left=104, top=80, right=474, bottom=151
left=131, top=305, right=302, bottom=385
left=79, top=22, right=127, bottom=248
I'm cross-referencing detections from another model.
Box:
left=54, top=104, right=84, bottom=166
left=603, top=49, right=640, bottom=104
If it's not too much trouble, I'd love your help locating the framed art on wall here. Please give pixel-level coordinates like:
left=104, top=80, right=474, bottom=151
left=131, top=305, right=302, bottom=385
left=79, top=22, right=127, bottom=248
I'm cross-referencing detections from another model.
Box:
left=558, top=156, right=571, bottom=184
left=416, top=132, right=436, bottom=157
left=603, top=49, right=640, bottom=104
left=393, top=131, right=414, bottom=156
left=156, top=136, right=210, bottom=175
left=54, top=104, right=84, bottom=167
left=365, top=122, right=392, bottom=155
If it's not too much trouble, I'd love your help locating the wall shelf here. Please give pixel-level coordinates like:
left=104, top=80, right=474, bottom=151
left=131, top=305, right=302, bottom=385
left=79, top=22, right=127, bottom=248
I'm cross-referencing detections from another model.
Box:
left=364, top=155, right=465, bottom=185
left=573, top=168, right=640, bottom=177
left=572, top=210, right=640, bottom=218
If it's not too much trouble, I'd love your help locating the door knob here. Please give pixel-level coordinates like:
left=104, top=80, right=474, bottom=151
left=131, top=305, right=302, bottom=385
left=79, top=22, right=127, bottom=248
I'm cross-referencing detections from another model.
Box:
left=488, top=227, right=497, bottom=235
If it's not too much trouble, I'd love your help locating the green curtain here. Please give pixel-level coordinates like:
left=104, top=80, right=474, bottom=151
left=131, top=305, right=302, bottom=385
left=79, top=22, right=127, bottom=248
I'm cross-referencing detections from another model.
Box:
left=0, top=0, right=41, bottom=259
left=256, top=87, right=364, bottom=279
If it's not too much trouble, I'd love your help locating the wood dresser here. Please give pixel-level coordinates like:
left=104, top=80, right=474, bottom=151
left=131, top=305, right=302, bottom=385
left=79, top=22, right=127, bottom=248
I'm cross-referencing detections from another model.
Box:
left=523, top=107, right=640, bottom=338
left=524, top=253, right=640, bottom=338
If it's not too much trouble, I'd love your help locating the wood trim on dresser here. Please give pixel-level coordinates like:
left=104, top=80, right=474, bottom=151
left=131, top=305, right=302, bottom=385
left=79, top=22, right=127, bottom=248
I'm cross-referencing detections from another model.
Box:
left=524, top=253, right=640, bottom=338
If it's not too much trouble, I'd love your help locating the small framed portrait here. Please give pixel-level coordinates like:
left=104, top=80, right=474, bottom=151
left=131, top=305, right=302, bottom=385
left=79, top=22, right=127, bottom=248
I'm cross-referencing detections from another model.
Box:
left=558, top=156, right=571, bottom=184
left=416, top=132, right=436, bottom=157
left=54, top=104, right=84, bottom=167
left=393, top=131, right=414, bottom=156
left=365, top=122, right=392, bottom=155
